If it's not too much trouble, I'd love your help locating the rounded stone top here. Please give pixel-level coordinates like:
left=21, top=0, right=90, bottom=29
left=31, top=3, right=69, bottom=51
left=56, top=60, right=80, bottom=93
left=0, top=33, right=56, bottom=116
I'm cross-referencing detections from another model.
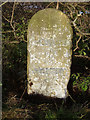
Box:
left=28, top=8, right=73, bottom=38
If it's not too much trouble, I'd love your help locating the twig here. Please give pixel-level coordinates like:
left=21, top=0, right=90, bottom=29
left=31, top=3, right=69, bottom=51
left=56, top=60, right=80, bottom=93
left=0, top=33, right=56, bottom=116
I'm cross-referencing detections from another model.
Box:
left=73, top=15, right=90, bottom=36
left=2, top=15, right=10, bottom=23
left=2, top=2, right=17, bottom=37
left=73, top=24, right=90, bottom=36
left=56, top=2, right=59, bottom=10
left=80, top=101, right=90, bottom=109
left=10, top=1, right=16, bottom=24
left=19, top=87, right=27, bottom=102
left=69, top=3, right=75, bottom=10
left=0, top=0, right=8, bottom=7
left=3, top=40, right=19, bottom=44
left=66, top=5, right=73, bottom=18
left=73, top=35, right=82, bottom=52
left=74, top=55, right=90, bottom=60
left=10, top=95, right=17, bottom=100
left=1, top=30, right=14, bottom=33
left=67, top=90, right=76, bottom=103
left=46, top=2, right=54, bottom=8
left=77, top=4, right=89, bottom=14
left=2, top=15, right=16, bottom=37
left=84, top=37, right=90, bottom=41
left=10, top=1, right=16, bottom=37
left=80, top=114, right=87, bottom=119
left=59, top=2, right=65, bottom=6
left=22, top=39, right=27, bottom=43
left=54, top=102, right=58, bottom=111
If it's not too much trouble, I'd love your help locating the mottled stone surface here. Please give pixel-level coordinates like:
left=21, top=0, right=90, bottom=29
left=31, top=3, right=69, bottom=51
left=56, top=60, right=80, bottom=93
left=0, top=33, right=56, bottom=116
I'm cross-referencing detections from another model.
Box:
left=27, top=8, right=73, bottom=98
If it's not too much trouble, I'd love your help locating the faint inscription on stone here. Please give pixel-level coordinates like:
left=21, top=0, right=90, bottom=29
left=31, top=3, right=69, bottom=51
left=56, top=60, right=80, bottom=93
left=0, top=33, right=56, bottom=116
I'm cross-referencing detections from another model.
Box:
left=27, top=8, right=73, bottom=98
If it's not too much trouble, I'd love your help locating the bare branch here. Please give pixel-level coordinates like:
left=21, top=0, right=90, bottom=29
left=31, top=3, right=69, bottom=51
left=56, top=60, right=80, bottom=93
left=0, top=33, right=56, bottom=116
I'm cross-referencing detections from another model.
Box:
left=9, top=41, right=20, bottom=44
left=10, top=1, right=16, bottom=24
left=66, top=5, right=73, bottom=18
left=56, top=2, right=59, bottom=10
left=72, top=15, right=90, bottom=36
left=2, top=15, right=10, bottom=23
left=73, top=35, right=82, bottom=52
left=74, top=55, right=90, bottom=61
left=73, top=23, right=90, bottom=36
left=59, top=2, right=65, bottom=6
left=19, top=87, right=27, bottom=102
left=3, top=39, right=27, bottom=44
left=9, top=1, right=17, bottom=38
left=77, top=4, right=89, bottom=13
left=2, top=1, right=16, bottom=37
left=0, top=0, right=8, bottom=7
left=1, top=30, right=14, bottom=33
left=68, top=3, right=75, bottom=10
left=46, top=2, right=54, bottom=8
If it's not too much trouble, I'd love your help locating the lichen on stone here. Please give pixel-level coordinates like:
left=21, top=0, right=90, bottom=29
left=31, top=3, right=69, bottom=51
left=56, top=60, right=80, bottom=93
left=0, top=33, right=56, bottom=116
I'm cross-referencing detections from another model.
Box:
left=27, top=8, right=73, bottom=98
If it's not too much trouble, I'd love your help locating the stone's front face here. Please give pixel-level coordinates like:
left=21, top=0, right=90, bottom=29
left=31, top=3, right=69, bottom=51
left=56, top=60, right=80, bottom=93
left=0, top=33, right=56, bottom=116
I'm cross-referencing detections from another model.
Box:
left=27, top=8, right=73, bottom=98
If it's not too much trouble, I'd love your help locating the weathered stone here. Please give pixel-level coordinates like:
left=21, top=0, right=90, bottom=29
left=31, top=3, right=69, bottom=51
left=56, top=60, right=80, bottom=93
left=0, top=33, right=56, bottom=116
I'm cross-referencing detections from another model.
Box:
left=27, top=8, right=73, bottom=98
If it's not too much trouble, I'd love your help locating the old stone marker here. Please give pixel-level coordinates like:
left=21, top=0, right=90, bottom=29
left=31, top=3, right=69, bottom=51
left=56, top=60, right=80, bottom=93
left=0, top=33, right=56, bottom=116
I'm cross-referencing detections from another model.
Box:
left=27, top=8, right=73, bottom=98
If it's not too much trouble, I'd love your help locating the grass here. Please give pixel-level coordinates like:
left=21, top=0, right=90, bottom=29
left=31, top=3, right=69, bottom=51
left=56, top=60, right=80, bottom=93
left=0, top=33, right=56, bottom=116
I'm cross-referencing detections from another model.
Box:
left=2, top=94, right=90, bottom=120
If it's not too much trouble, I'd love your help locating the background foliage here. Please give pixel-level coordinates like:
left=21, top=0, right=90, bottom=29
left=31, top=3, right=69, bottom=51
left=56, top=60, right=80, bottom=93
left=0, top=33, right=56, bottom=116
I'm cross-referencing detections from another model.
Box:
left=2, top=2, right=90, bottom=119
